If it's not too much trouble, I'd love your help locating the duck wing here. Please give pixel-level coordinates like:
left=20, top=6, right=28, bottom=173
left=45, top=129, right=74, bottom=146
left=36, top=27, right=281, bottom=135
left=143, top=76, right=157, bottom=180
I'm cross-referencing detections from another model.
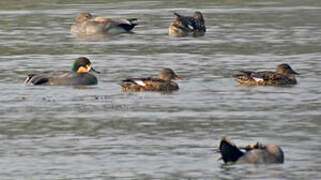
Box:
left=233, top=70, right=254, bottom=78
left=122, top=78, right=164, bottom=86
left=121, top=77, right=172, bottom=91
left=174, top=12, right=195, bottom=31
left=114, top=18, right=138, bottom=31
left=219, top=137, right=244, bottom=163
left=249, top=71, right=276, bottom=82
left=94, top=18, right=138, bottom=31
left=82, top=17, right=137, bottom=33
left=235, top=71, right=274, bottom=82
left=25, top=73, right=49, bottom=85
left=25, top=71, right=71, bottom=85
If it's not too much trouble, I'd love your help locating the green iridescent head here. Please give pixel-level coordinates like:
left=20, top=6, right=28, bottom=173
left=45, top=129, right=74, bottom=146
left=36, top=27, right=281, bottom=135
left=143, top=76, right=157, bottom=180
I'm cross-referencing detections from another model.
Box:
left=72, top=57, right=100, bottom=74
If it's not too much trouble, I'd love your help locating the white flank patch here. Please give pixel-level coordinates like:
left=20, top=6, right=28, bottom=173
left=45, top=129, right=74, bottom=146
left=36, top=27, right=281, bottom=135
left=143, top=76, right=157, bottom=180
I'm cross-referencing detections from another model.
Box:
left=188, top=24, right=193, bottom=30
left=253, top=77, right=264, bottom=82
left=134, top=80, right=146, bottom=86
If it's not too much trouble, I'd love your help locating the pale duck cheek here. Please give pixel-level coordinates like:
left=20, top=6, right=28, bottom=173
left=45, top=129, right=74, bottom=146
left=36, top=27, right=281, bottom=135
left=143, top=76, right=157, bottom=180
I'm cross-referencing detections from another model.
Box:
left=253, top=77, right=264, bottom=82
left=134, top=80, right=146, bottom=86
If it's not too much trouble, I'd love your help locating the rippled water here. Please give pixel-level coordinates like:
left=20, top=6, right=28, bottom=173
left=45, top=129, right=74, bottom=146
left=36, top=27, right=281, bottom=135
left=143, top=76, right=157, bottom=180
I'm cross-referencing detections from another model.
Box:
left=0, top=0, right=321, bottom=179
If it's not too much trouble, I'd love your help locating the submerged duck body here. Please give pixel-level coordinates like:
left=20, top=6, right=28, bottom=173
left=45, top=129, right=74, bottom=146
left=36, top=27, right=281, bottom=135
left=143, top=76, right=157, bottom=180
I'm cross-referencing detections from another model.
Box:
left=25, top=57, right=99, bottom=86
left=219, top=137, right=284, bottom=164
left=71, top=12, right=138, bottom=35
left=235, top=64, right=299, bottom=86
left=168, top=11, right=206, bottom=37
left=121, top=68, right=182, bottom=91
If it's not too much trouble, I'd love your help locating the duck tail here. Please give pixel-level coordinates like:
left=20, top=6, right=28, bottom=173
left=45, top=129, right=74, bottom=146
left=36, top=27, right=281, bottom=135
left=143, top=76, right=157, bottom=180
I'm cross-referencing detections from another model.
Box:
left=24, top=74, right=35, bottom=84
left=128, top=18, right=138, bottom=26
left=174, top=12, right=182, bottom=17
left=121, top=79, right=140, bottom=91
left=127, top=18, right=138, bottom=23
left=119, top=24, right=136, bottom=31
left=240, top=70, right=254, bottom=76
left=232, top=70, right=253, bottom=78
left=232, top=74, right=242, bottom=78
left=24, top=74, right=48, bottom=85
left=121, top=79, right=132, bottom=83
left=219, top=137, right=244, bottom=163
left=120, top=18, right=138, bottom=31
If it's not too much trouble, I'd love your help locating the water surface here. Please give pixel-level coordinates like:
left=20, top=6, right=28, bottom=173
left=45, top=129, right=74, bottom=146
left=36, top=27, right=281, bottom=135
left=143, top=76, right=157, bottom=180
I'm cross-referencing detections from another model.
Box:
left=0, top=0, right=321, bottom=179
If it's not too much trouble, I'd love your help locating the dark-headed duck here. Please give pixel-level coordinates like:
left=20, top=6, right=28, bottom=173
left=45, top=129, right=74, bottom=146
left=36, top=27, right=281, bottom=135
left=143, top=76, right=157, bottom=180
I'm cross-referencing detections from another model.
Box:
left=25, top=57, right=100, bottom=86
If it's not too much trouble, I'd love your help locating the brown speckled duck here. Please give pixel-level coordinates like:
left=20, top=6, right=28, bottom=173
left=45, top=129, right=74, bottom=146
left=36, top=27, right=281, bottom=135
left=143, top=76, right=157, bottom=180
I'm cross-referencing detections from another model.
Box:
left=219, top=137, right=284, bottom=164
left=71, top=12, right=137, bottom=35
left=168, top=11, right=206, bottom=37
left=235, top=64, right=299, bottom=86
left=121, top=68, right=182, bottom=91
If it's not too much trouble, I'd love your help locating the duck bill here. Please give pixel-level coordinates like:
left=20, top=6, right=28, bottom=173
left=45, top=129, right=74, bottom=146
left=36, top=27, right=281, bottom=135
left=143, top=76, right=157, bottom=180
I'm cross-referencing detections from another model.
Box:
left=174, top=76, right=183, bottom=81
left=90, top=67, right=100, bottom=74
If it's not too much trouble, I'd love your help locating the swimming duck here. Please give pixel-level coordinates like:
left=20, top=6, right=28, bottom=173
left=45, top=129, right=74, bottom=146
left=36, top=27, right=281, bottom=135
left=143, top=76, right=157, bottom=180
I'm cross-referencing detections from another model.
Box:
left=168, top=11, right=206, bottom=37
left=71, top=12, right=138, bottom=35
left=24, top=57, right=100, bottom=86
left=235, top=64, right=299, bottom=86
left=218, top=137, right=284, bottom=164
left=121, top=68, right=182, bottom=91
